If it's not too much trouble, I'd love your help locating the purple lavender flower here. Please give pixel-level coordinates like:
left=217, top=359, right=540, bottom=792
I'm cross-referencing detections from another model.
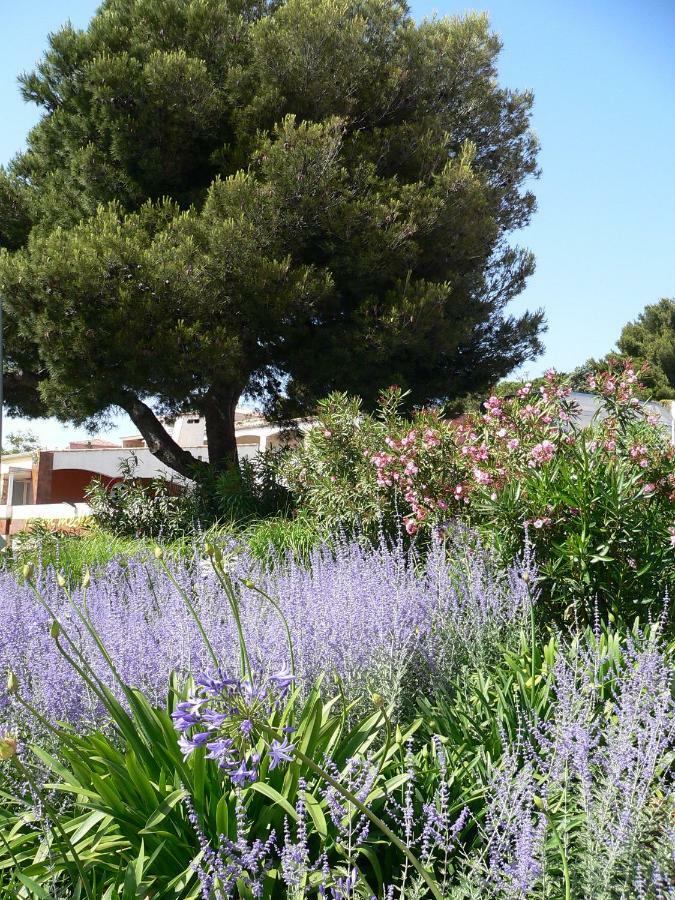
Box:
left=1, top=530, right=530, bottom=738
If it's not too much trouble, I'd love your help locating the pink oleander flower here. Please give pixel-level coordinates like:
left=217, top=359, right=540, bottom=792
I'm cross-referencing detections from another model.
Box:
left=532, top=517, right=551, bottom=529
left=643, top=483, right=656, bottom=495
left=404, top=518, right=418, bottom=535
left=472, top=468, right=492, bottom=485
left=507, top=438, right=520, bottom=451
left=528, top=440, right=555, bottom=467
left=629, top=444, right=649, bottom=459
left=323, top=429, right=332, bottom=438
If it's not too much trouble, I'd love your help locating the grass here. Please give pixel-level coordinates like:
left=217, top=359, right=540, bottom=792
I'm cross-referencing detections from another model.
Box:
left=1, top=511, right=326, bottom=583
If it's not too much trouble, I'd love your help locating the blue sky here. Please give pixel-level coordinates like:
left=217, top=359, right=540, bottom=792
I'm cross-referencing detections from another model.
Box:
left=1, top=0, right=674, bottom=446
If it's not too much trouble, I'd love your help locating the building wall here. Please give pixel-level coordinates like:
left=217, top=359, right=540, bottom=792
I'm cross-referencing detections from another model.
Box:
left=33, top=451, right=54, bottom=504
left=50, top=469, right=120, bottom=504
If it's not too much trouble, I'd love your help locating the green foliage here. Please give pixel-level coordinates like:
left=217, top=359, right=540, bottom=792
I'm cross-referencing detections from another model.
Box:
left=1, top=660, right=413, bottom=895
left=1, top=429, right=41, bottom=455
left=195, top=451, right=295, bottom=525
left=4, top=522, right=151, bottom=584
left=474, top=432, right=675, bottom=621
left=280, top=392, right=391, bottom=530
left=237, top=512, right=325, bottom=567
left=0, top=0, right=543, bottom=476
left=616, top=298, right=675, bottom=398
left=85, top=453, right=198, bottom=540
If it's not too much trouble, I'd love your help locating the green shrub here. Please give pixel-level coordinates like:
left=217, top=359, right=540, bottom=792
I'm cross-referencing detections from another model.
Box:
left=85, top=452, right=198, bottom=540
left=194, top=451, right=295, bottom=526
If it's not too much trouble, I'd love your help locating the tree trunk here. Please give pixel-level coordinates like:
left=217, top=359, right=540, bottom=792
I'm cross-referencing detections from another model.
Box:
left=118, top=391, right=209, bottom=481
left=202, top=387, right=241, bottom=473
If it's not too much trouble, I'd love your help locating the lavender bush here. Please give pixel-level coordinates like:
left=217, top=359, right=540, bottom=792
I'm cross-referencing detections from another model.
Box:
left=452, top=627, right=675, bottom=898
left=0, top=531, right=531, bottom=739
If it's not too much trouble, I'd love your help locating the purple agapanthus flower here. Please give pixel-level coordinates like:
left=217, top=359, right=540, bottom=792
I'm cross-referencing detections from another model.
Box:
left=201, top=708, right=229, bottom=729
left=269, top=737, right=296, bottom=770
left=231, top=761, right=258, bottom=785
left=178, top=730, right=211, bottom=760
left=270, top=667, right=296, bottom=696
left=206, top=737, right=236, bottom=767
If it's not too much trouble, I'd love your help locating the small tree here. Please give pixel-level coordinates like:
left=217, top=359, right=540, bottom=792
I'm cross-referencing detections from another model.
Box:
left=0, top=0, right=543, bottom=478
left=2, top=429, right=41, bottom=455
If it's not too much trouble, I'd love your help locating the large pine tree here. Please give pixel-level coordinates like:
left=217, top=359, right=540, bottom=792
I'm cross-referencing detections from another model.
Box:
left=0, top=0, right=544, bottom=476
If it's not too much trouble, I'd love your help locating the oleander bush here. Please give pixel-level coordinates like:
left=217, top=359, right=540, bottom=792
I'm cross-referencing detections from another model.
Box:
left=283, top=360, right=675, bottom=621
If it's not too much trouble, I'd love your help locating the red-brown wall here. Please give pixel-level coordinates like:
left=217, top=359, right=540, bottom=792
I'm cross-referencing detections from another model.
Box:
left=50, top=469, right=120, bottom=504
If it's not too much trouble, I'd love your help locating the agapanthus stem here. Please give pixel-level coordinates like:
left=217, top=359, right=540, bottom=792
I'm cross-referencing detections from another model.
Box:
left=210, top=563, right=252, bottom=680
left=237, top=577, right=296, bottom=678
left=13, top=691, right=79, bottom=751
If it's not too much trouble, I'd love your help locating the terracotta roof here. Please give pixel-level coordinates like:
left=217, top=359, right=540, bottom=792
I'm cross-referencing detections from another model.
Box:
left=67, top=439, right=121, bottom=449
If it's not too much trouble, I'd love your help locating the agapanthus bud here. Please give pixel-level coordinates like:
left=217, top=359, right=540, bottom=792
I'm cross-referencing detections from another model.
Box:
left=533, top=795, right=546, bottom=811
left=82, top=570, right=91, bottom=589
left=243, top=578, right=255, bottom=590
left=56, top=573, right=67, bottom=588
left=371, top=692, right=385, bottom=708
left=153, top=546, right=164, bottom=560
left=22, top=562, right=34, bottom=581
left=50, top=620, right=61, bottom=639
left=0, top=735, right=17, bottom=761
left=204, top=541, right=215, bottom=557
left=520, top=571, right=531, bottom=584
left=6, top=671, right=18, bottom=695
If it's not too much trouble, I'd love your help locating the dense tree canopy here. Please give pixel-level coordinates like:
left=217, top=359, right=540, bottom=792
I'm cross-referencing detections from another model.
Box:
left=615, top=298, right=675, bottom=398
left=0, top=0, right=544, bottom=476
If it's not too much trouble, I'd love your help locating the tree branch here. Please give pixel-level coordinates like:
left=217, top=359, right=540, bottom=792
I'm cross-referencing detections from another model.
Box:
left=117, top=391, right=208, bottom=481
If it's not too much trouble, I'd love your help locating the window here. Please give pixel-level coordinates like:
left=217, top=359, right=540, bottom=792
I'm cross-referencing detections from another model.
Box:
left=186, top=417, right=201, bottom=424
left=11, top=479, right=33, bottom=505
